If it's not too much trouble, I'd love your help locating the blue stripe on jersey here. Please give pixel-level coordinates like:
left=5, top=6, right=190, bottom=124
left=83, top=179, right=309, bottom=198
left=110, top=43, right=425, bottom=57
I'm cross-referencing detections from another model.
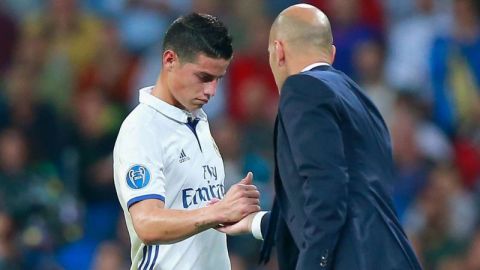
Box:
left=127, top=194, right=165, bottom=209
left=138, top=245, right=148, bottom=269
left=149, top=245, right=159, bottom=270
left=143, top=246, right=153, bottom=270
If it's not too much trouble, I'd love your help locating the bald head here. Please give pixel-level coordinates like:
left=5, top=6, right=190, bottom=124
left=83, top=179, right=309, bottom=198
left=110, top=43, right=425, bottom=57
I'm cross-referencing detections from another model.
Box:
left=271, top=4, right=333, bottom=54
left=268, top=4, right=335, bottom=89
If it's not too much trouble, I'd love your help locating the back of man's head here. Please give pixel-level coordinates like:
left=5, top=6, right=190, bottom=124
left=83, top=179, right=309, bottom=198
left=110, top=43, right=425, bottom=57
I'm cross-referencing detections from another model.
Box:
left=163, top=13, right=233, bottom=62
left=272, top=4, right=333, bottom=55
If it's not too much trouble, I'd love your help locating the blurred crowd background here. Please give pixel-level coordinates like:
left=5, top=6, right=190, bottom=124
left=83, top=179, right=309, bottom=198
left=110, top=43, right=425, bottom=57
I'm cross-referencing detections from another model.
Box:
left=0, top=0, right=479, bottom=269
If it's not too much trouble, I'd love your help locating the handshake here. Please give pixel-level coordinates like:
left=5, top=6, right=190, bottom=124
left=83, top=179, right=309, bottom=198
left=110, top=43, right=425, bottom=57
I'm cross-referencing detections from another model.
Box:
left=206, top=172, right=261, bottom=235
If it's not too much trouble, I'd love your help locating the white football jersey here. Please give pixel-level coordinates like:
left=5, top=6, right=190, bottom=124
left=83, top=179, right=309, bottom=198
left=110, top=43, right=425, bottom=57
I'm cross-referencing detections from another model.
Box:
left=113, top=87, right=230, bottom=270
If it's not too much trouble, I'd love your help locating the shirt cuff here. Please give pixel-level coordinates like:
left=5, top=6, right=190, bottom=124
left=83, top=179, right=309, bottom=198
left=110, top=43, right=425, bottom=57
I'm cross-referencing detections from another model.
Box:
left=251, top=211, right=268, bottom=240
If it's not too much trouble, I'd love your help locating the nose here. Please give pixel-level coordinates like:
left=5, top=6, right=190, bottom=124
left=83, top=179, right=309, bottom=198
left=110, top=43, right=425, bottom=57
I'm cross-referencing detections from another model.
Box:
left=204, top=80, right=217, bottom=98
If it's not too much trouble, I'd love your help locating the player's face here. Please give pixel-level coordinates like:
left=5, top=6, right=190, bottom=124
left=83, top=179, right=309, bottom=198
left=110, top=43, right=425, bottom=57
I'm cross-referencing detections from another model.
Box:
left=168, top=53, right=230, bottom=112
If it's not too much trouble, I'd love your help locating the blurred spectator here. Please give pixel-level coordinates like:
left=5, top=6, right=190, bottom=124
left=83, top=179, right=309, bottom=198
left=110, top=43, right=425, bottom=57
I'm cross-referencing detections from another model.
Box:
left=353, top=39, right=395, bottom=122
left=390, top=98, right=430, bottom=221
left=437, top=256, right=465, bottom=270
left=226, top=4, right=278, bottom=123
left=56, top=212, right=128, bottom=270
left=223, top=4, right=277, bottom=210
left=0, top=129, right=42, bottom=220
left=9, top=33, right=48, bottom=78
left=430, top=0, right=480, bottom=136
left=90, top=240, right=129, bottom=270
left=1, top=60, right=64, bottom=163
left=265, top=0, right=298, bottom=18
left=69, top=89, right=121, bottom=205
left=0, top=211, right=23, bottom=270
left=453, top=133, right=480, bottom=189
left=77, top=23, right=139, bottom=104
left=0, top=6, right=18, bottom=75
left=191, top=0, right=224, bottom=14
left=23, top=0, right=104, bottom=74
left=404, top=164, right=477, bottom=269
left=117, top=0, right=169, bottom=54
left=212, top=119, right=272, bottom=270
left=211, top=118, right=244, bottom=190
left=229, top=253, right=248, bottom=270
left=128, top=43, right=163, bottom=108
left=386, top=0, right=450, bottom=95
left=463, top=231, right=480, bottom=270
left=211, top=117, right=274, bottom=209
left=308, top=0, right=385, bottom=32
left=385, top=0, right=452, bottom=25
left=82, top=0, right=127, bottom=20
left=392, top=94, right=454, bottom=164
left=0, top=128, right=74, bottom=269
left=1, top=0, right=44, bottom=21
left=309, top=0, right=384, bottom=76
left=55, top=89, right=123, bottom=270
left=390, top=94, right=453, bottom=219
left=384, top=0, right=417, bottom=22
left=22, top=0, right=104, bottom=113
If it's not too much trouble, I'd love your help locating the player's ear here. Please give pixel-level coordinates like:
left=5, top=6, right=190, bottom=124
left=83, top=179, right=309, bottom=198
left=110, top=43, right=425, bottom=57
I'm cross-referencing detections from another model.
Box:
left=163, top=50, right=177, bottom=71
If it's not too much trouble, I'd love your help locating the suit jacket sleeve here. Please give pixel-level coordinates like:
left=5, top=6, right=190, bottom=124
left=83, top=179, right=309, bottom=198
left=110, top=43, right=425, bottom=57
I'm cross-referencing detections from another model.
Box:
left=279, top=74, right=349, bottom=269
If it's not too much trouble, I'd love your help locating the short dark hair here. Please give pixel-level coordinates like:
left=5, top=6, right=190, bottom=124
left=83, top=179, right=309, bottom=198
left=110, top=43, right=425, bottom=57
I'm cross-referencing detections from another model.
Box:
left=162, top=13, right=233, bottom=62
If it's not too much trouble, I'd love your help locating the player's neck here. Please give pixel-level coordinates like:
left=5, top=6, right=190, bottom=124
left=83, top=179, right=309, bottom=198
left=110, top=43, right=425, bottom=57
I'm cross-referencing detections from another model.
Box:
left=152, top=76, right=173, bottom=104
left=152, top=75, right=185, bottom=111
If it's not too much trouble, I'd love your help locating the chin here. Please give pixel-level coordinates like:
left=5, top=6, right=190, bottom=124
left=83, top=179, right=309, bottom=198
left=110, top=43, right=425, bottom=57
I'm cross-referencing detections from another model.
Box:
left=188, top=104, right=203, bottom=111
left=193, top=101, right=207, bottom=107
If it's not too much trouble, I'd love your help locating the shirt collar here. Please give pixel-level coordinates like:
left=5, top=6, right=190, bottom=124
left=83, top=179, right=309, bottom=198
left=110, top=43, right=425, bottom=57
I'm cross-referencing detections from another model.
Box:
left=138, top=86, right=207, bottom=123
left=301, top=62, right=330, bottom=72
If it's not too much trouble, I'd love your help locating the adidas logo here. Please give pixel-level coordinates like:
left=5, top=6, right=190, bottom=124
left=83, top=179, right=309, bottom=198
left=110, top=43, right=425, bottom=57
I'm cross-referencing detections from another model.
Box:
left=179, top=149, right=190, bottom=163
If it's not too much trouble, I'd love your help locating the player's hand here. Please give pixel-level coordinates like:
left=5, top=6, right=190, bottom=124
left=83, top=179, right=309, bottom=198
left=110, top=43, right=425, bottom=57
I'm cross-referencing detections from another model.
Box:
left=206, top=198, right=220, bottom=206
left=212, top=172, right=260, bottom=224
left=216, top=212, right=257, bottom=235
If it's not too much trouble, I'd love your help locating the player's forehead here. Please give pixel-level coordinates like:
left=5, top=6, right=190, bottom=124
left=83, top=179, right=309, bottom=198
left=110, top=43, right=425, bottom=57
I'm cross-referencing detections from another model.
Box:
left=183, top=53, right=231, bottom=77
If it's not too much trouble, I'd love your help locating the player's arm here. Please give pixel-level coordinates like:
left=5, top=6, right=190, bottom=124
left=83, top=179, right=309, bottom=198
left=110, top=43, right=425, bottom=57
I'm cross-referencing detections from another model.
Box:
left=129, top=173, right=260, bottom=245
left=215, top=210, right=267, bottom=238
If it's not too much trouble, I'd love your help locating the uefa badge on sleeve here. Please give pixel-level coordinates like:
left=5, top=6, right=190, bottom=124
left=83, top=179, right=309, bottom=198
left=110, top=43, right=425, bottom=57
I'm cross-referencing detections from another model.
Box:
left=126, top=165, right=151, bottom=189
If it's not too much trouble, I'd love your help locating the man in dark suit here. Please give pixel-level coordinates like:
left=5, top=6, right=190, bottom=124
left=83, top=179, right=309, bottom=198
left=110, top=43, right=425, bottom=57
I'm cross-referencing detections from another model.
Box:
left=217, top=4, right=422, bottom=270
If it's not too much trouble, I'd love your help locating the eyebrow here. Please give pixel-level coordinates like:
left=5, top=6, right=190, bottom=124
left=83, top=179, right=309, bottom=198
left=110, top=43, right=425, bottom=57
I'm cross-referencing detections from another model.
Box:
left=195, top=72, right=224, bottom=80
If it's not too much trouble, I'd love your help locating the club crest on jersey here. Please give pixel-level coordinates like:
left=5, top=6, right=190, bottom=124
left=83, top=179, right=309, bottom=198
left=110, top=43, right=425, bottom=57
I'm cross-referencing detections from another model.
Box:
left=126, top=165, right=150, bottom=189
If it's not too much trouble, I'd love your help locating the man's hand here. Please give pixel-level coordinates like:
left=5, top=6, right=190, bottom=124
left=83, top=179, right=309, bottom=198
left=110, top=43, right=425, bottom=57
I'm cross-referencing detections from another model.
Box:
left=210, top=172, right=260, bottom=224
left=216, top=212, right=257, bottom=235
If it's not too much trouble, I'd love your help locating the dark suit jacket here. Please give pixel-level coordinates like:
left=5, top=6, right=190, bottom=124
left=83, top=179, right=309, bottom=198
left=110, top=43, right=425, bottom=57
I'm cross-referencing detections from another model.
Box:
left=259, top=65, right=422, bottom=270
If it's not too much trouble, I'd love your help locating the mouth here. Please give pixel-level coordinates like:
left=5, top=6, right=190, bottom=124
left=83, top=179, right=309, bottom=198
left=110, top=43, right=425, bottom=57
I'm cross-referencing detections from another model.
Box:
left=196, top=98, right=209, bottom=103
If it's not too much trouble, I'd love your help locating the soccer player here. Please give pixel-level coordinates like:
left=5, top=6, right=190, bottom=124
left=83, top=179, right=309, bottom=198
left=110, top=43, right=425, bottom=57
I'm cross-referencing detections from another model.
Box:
left=113, top=13, right=260, bottom=270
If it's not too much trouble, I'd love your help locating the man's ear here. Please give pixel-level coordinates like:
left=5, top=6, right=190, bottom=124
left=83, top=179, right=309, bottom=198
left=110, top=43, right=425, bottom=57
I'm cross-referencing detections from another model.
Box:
left=330, top=45, right=336, bottom=64
left=275, top=40, right=285, bottom=67
left=163, top=50, right=177, bottom=71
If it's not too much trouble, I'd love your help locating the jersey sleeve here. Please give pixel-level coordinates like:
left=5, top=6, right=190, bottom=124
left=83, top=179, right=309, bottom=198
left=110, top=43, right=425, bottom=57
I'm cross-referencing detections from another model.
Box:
left=114, top=124, right=166, bottom=209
